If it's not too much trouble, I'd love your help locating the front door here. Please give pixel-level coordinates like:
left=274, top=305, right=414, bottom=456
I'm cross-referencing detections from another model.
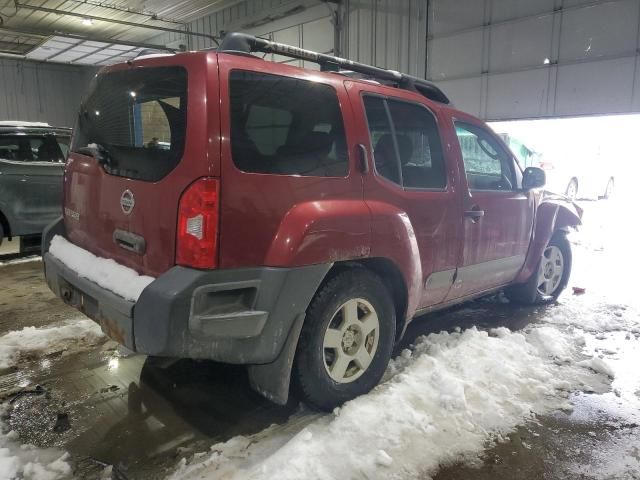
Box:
left=446, top=117, right=535, bottom=300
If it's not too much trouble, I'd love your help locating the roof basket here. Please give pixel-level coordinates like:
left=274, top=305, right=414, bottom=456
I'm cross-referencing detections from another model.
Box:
left=218, top=32, right=450, bottom=105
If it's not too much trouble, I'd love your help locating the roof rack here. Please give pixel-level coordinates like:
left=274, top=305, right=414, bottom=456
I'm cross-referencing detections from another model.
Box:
left=218, top=32, right=450, bottom=105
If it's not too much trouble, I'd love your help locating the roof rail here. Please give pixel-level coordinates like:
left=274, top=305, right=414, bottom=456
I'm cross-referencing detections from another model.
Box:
left=218, top=32, right=450, bottom=105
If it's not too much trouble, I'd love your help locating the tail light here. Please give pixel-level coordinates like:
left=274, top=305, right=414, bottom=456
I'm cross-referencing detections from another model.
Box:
left=176, top=177, right=219, bottom=269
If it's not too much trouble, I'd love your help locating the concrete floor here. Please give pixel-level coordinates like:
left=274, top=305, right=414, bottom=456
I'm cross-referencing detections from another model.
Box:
left=0, top=200, right=638, bottom=479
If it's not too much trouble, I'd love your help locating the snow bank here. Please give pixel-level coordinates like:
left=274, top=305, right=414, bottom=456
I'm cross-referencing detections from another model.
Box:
left=170, top=324, right=608, bottom=480
left=0, top=256, right=41, bottom=268
left=49, top=235, right=154, bottom=302
left=0, top=319, right=104, bottom=370
left=0, top=406, right=72, bottom=480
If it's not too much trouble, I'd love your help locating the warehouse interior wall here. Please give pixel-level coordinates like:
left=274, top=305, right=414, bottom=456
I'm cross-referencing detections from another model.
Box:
left=427, top=0, right=640, bottom=120
left=4, top=0, right=639, bottom=125
left=150, top=0, right=336, bottom=69
left=339, top=0, right=428, bottom=79
left=0, top=58, right=95, bottom=127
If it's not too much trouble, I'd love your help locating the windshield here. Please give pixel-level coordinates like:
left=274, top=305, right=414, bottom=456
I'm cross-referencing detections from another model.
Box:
left=0, top=134, right=69, bottom=163
left=71, top=66, right=188, bottom=182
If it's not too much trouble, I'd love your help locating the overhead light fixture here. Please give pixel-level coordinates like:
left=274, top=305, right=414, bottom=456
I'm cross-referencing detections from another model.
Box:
left=81, top=18, right=94, bottom=26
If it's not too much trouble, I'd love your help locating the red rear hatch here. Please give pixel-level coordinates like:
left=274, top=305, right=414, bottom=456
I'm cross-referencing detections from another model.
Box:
left=63, top=52, right=220, bottom=277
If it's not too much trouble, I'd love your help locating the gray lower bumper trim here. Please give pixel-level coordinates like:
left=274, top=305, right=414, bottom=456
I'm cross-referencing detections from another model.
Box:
left=44, top=252, right=136, bottom=350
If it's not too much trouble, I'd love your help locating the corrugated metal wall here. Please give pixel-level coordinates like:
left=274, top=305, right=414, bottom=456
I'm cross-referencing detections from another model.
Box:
left=340, top=0, right=428, bottom=78
left=152, top=0, right=334, bottom=59
left=427, top=0, right=640, bottom=120
left=0, top=58, right=94, bottom=127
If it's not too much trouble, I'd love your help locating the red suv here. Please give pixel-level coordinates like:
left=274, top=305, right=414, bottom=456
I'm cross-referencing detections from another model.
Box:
left=43, top=33, right=581, bottom=411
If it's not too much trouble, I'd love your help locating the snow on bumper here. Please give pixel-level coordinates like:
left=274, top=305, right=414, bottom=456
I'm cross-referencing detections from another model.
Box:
left=49, top=235, right=154, bottom=302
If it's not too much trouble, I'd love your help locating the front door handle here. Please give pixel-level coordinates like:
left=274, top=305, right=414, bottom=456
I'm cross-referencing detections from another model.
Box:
left=464, top=207, right=485, bottom=223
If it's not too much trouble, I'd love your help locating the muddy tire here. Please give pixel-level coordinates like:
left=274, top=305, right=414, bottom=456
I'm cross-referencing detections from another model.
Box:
left=293, top=269, right=395, bottom=411
left=506, top=232, right=572, bottom=305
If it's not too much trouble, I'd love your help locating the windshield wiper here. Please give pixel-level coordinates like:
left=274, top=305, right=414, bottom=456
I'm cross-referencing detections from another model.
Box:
left=77, top=143, right=112, bottom=167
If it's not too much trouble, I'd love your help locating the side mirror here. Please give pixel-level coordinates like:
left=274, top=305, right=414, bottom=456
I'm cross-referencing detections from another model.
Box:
left=522, top=167, right=545, bottom=190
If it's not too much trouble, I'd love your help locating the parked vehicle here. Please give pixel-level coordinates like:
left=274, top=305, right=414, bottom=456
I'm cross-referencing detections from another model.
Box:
left=42, top=33, right=582, bottom=411
left=0, top=122, right=70, bottom=248
left=538, top=154, right=615, bottom=200
left=498, top=133, right=614, bottom=200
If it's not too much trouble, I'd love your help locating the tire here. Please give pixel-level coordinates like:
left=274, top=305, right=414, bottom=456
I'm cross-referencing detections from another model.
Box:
left=602, top=178, right=614, bottom=200
left=565, top=178, right=578, bottom=200
left=506, top=231, right=572, bottom=305
left=0, top=223, right=3, bottom=246
left=293, top=269, right=396, bottom=411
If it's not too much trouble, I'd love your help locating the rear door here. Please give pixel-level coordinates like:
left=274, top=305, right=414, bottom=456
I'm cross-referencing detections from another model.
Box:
left=63, top=54, right=219, bottom=277
left=446, top=116, right=535, bottom=299
left=346, top=82, right=462, bottom=309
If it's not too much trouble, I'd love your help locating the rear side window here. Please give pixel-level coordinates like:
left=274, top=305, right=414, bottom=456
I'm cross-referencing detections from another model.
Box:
left=0, top=135, right=66, bottom=163
left=363, top=95, right=446, bottom=189
left=71, top=66, right=187, bottom=182
left=229, top=71, right=348, bottom=177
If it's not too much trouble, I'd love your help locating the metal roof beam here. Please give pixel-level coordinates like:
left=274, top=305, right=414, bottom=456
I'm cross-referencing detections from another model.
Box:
left=15, top=2, right=218, bottom=44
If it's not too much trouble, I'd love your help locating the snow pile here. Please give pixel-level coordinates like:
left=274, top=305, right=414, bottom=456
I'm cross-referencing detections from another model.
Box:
left=49, top=235, right=154, bottom=302
left=0, top=121, right=51, bottom=127
left=170, top=324, right=609, bottom=480
left=0, top=405, right=72, bottom=479
left=0, top=256, right=41, bottom=268
left=0, top=319, right=104, bottom=370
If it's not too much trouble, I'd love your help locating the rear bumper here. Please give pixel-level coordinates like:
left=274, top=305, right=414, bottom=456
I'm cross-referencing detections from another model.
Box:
left=43, top=217, right=331, bottom=364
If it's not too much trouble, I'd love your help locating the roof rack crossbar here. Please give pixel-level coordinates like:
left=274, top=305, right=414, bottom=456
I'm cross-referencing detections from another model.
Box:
left=218, top=32, right=450, bottom=105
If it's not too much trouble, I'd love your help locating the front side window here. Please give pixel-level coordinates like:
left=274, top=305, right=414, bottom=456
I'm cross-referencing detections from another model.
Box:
left=229, top=71, right=348, bottom=177
left=455, top=122, right=516, bottom=191
left=71, top=66, right=187, bottom=182
left=363, top=95, right=446, bottom=189
left=0, top=135, right=66, bottom=163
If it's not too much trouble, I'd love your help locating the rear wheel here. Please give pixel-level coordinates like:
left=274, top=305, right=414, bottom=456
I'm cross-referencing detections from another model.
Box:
left=293, top=269, right=395, bottom=411
left=0, top=223, right=3, bottom=246
left=506, top=232, right=572, bottom=305
left=565, top=178, right=578, bottom=200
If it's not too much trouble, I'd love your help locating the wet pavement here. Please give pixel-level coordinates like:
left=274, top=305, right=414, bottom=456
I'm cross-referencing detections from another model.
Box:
left=0, top=198, right=638, bottom=479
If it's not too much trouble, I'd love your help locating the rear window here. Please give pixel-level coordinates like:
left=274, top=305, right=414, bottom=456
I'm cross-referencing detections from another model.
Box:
left=0, top=134, right=68, bottom=163
left=71, top=66, right=187, bottom=182
left=229, top=70, right=348, bottom=177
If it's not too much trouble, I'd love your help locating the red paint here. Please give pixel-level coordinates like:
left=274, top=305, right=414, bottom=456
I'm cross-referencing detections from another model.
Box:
left=63, top=50, right=581, bottom=325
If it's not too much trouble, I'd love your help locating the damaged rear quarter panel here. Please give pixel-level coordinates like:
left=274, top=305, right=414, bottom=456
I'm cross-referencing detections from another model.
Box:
left=264, top=199, right=371, bottom=266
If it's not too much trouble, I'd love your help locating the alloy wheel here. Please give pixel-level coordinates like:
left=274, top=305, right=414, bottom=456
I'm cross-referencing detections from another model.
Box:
left=537, top=245, right=564, bottom=296
left=322, top=298, right=380, bottom=383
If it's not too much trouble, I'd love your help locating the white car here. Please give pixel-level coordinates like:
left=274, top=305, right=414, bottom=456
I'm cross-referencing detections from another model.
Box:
left=498, top=133, right=614, bottom=200
left=537, top=155, right=614, bottom=200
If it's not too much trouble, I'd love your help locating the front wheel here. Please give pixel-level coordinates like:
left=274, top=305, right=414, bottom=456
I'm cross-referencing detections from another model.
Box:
left=293, top=269, right=396, bottom=411
left=506, top=232, right=572, bottom=305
